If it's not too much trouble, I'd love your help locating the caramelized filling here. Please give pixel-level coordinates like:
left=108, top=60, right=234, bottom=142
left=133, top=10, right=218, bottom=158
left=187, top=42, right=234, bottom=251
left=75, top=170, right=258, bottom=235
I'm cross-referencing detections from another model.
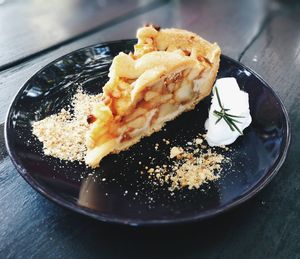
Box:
left=87, top=114, right=96, bottom=124
left=91, top=69, right=200, bottom=145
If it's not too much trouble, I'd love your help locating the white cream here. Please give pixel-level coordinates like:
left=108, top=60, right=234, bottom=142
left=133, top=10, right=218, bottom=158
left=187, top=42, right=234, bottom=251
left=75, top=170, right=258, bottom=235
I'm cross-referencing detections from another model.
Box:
left=205, top=77, right=252, bottom=146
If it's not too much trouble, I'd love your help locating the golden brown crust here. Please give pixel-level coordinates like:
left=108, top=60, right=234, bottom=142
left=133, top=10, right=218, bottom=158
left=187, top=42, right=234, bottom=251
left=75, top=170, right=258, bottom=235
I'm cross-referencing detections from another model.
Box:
left=85, top=26, right=221, bottom=167
left=135, top=26, right=220, bottom=63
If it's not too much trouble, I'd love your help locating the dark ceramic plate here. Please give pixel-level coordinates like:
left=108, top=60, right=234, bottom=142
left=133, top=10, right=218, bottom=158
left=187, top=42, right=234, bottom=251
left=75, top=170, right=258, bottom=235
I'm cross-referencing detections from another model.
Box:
left=5, top=40, right=290, bottom=226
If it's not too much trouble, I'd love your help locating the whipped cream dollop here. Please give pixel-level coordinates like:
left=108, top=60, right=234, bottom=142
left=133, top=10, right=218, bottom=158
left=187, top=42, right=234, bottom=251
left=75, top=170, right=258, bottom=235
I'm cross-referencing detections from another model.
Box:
left=205, top=77, right=252, bottom=146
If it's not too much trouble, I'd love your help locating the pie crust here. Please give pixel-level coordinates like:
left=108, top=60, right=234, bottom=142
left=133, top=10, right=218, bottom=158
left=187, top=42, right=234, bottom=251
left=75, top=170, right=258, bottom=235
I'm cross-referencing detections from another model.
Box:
left=85, top=26, right=221, bottom=167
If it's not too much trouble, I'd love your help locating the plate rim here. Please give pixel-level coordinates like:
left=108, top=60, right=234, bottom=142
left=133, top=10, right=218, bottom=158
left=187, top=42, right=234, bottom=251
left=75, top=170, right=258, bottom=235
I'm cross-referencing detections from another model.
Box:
left=4, top=39, right=291, bottom=226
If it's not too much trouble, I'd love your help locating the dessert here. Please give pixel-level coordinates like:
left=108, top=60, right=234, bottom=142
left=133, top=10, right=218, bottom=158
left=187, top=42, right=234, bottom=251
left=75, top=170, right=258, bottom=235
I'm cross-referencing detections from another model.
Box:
left=205, top=77, right=252, bottom=146
left=85, top=25, right=221, bottom=167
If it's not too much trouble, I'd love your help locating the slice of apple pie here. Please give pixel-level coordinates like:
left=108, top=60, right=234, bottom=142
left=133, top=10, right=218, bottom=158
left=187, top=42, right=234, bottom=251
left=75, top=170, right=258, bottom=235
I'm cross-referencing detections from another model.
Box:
left=85, top=25, right=221, bottom=167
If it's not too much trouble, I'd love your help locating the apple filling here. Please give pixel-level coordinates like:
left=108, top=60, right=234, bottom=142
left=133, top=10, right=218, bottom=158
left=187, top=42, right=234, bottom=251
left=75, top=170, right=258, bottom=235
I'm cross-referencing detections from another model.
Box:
left=84, top=26, right=221, bottom=167
left=85, top=66, right=205, bottom=167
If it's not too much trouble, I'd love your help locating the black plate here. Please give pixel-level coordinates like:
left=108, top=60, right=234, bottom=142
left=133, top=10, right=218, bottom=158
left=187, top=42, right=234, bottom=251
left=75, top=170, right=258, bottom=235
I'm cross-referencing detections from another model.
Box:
left=5, top=40, right=290, bottom=226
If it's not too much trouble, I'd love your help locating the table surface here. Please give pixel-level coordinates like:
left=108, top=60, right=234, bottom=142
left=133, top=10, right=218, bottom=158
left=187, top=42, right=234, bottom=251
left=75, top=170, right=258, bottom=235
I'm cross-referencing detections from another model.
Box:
left=1, top=0, right=300, bottom=258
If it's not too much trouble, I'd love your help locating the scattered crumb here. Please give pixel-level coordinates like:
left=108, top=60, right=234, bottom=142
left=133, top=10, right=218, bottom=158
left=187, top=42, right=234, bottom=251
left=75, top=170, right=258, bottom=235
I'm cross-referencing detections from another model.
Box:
left=148, top=168, right=155, bottom=173
left=157, top=148, right=225, bottom=191
left=170, top=147, right=184, bottom=158
left=195, top=138, right=203, bottom=145
left=147, top=133, right=230, bottom=191
left=163, top=139, right=170, bottom=145
left=32, top=89, right=101, bottom=161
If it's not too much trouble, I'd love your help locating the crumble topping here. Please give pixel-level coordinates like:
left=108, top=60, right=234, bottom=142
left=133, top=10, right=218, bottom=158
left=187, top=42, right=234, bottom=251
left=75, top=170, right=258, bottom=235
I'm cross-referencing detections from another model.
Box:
left=145, top=134, right=230, bottom=191
left=168, top=149, right=224, bottom=191
left=170, top=146, right=184, bottom=158
left=32, top=89, right=101, bottom=161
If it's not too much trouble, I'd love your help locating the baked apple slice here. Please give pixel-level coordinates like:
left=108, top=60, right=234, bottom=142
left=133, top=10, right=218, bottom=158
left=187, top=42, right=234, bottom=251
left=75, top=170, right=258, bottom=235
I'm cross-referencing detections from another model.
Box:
left=85, top=25, right=221, bottom=167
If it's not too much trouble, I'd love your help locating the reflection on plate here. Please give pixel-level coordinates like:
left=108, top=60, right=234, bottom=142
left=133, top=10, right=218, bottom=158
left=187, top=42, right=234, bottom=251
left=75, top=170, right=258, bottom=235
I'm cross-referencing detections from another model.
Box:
left=5, top=40, right=290, bottom=226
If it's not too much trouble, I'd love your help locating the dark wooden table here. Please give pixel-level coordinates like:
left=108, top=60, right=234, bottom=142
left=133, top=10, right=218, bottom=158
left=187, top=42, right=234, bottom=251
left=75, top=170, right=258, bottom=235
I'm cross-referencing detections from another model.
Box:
left=1, top=0, right=299, bottom=258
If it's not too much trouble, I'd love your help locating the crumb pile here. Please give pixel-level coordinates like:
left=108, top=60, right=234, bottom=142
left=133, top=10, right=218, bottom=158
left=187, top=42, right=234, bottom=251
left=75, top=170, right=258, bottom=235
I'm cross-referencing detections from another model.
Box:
left=145, top=134, right=229, bottom=191
left=32, top=90, right=101, bottom=161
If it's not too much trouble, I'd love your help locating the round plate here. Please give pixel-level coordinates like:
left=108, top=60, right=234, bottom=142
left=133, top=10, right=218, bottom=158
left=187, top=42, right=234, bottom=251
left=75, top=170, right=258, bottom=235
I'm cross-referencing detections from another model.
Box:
left=5, top=40, right=290, bottom=226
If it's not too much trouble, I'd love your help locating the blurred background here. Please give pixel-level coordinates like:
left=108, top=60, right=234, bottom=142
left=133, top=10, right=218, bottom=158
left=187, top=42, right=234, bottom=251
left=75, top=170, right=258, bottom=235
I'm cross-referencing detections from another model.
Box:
left=0, top=0, right=298, bottom=69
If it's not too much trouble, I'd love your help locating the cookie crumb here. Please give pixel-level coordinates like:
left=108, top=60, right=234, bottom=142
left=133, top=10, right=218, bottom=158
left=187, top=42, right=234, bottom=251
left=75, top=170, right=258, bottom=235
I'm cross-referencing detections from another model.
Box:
left=195, top=138, right=203, bottom=145
left=32, top=89, right=102, bottom=161
left=148, top=168, right=155, bottom=173
left=147, top=134, right=230, bottom=191
left=170, top=147, right=184, bottom=158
